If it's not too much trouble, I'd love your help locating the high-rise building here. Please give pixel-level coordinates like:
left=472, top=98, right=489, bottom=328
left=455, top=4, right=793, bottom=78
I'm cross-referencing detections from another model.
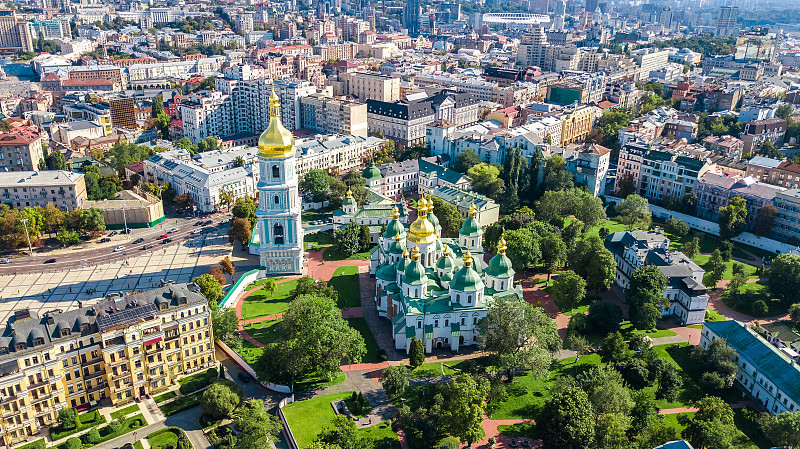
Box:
left=516, top=27, right=550, bottom=68
left=0, top=12, right=33, bottom=54
left=255, top=91, right=304, bottom=274
left=530, top=0, right=549, bottom=14
left=716, top=6, right=739, bottom=38
left=403, top=0, right=420, bottom=36
left=585, top=0, right=599, bottom=12
left=236, top=12, right=254, bottom=35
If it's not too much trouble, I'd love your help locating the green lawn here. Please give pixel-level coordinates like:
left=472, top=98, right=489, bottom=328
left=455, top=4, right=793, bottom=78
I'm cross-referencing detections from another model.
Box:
left=49, top=410, right=107, bottom=440
left=302, top=207, right=335, bottom=224
left=329, top=266, right=361, bottom=308
left=241, top=278, right=297, bottom=320
left=56, top=414, right=146, bottom=449
left=283, top=392, right=352, bottom=448
left=705, top=309, right=726, bottom=322
left=305, top=231, right=335, bottom=251
left=159, top=393, right=200, bottom=417
left=620, top=321, right=677, bottom=338
left=154, top=391, right=177, bottom=403
left=295, top=370, right=347, bottom=392
left=244, top=319, right=282, bottom=346
left=110, top=404, right=140, bottom=420
left=721, top=281, right=788, bottom=318
left=687, top=324, right=704, bottom=329
left=409, top=362, right=445, bottom=378
left=147, top=428, right=183, bottom=449
left=358, top=421, right=401, bottom=449
left=346, top=317, right=382, bottom=363
left=323, top=245, right=371, bottom=261
left=245, top=277, right=286, bottom=291
left=238, top=338, right=264, bottom=365
left=583, top=218, right=629, bottom=238
left=496, top=423, right=536, bottom=439
left=134, top=441, right=144, bottom=449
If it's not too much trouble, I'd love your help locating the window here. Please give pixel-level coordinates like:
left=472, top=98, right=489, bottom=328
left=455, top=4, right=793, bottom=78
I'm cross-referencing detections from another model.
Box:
left=272, top=165, right=280, bottom=178
left=417, top=321, right=422, bottom=329
left=274, top=195, right=279, bottom=204
left=274, top=223, right=284, bottom=244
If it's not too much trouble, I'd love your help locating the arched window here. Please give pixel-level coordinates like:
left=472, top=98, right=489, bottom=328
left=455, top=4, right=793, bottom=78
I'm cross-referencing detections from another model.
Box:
left=274, top=195, right=279, bottom=204
left=274, top=223, right=284, bottom=244
left=272, top=165, right=280, bottom=178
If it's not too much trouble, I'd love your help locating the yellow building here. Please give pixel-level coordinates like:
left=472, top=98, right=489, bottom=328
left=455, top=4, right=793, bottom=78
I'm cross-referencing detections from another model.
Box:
left=559, top=104, right=601, bottom=146
left=0, top=283, right=215, bottom=446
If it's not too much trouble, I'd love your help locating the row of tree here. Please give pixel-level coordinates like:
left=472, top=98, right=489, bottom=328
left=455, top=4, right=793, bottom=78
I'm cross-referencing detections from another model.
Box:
left=0, top=204, right=106, bottom=250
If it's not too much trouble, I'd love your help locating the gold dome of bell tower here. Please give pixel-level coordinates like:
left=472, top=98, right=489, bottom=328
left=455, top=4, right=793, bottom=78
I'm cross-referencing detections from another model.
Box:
left=258, top=87, right=294, bottom=158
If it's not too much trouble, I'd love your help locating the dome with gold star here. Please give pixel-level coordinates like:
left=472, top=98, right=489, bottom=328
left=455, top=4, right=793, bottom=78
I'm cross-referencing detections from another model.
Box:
left=407, top=197, right=437, bottom=244
left=258, top=88, right=294, bottom=158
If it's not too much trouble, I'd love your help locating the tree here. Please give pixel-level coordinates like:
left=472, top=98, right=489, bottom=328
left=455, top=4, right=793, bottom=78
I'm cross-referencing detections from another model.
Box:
left=551, top=270, right=586, bottom=310
left=45, top=149, right=67, bottom=171
left=680, top=192, right=699, bottom=215
left=596, top=413, right=630, bottom=449
left=233, top=400, right=282, bottom=449
left=175, top=193, right=193, bottom=209
left=467, top=163, right=500, bottom=194
left=499, top=148, right=522, bottom=214
left=41, top=203, right=65, bottom=236
left=201, top=380, right=244, bottom=418
left=452, top=148, right=480, bottom=173
left=334, top=221, right=361, bottom=257
left=538, top=384, right=596, bottom=449
left=655, top=363, right=683, bottom=401
left=301, top=169, right=333, bottom=202
left=667, top=217, right=690, bottom=236
left=616, top=173, right=637, bottom=197
left=616, top=195, right=651, bottom=230
left=536, top=189, right=606, bottom=228
left=219, top=189, right=235, bottom=211
left=595, top=109, right=633, bottom=150
left=769, top=254, right=800, bottom=305
left=197, top=137, right=220, bottom=153
left=433, top=437, right=460, bottom=449
left=503, top=227, right=540, bottom=271
left=261, top=278, right=277, bottom=296
left=789, top=303, right=800, bottom=327
left=683, top=237, right=700, bottom=258
left=542, top=155, right=574, bottom=192
left=626, top=266, right=668, bottom=330
left=359, top=225, right=371, bottom=252
left=220, top=256, right=235, bottom=283
left=528, top=147, right=543, bottom=201
left=212, top=308, right=238, bottom=340
left=409, top=337, right=425, bottom=368
left=680, top=396, right=737, bottom=449
left=429, top=196, right=462, bottom=238
left=568, top=235, right=617, bottom=291
left=690, top=339, right=738, bottom=390
left=209, top=265, right=227, bottom=285
left=776, top=104, right=794, bottom=120
left=704, top=249, right=726, bottom=288
left=228, top=218, right=252, bottom=249
left=718, top=195, right=747, bottom=240
left=151, top=95, right=164, bottom=118
left=380, top=366, right=409, bottom=398
left=255, top=295, right=365, bottom=385
left=753, top=204, right=778, bottom=237
left=58, top=408, right=78, bottom=429
left=66, top=438, right=81, bottom=449
left=587, top=301, right=624, bottom=333
left=232, top=196, right=257, bottom=228
left=629, top=390, right=659, bottom=436
left=763, top=411, right=800, bottom=449
left=590, top=380, right=634, bottom=416
left=478, top=296, right=561, bottom=380
left=439, top=375, right=491, bottom=446
left=85, top=427, right=101, bottom=444
left=56, top=228, right=80, bottom=247
left=540, top=233, right=567, bottom=282
left=193, top=274, right=224, bottom=305
left=316, top=415, right=366, bottom=448
left=601, top=331, right=629, bottom=364
left=82, top=166, right=121, bottom=200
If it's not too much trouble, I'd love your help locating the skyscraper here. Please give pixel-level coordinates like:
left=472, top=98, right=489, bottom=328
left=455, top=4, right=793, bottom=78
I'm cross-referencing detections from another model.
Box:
left=403, top=0, right=420, bottom=36
left=716, top=6, right=739, bottom=38
left=585, top=0, right=599, bottom=13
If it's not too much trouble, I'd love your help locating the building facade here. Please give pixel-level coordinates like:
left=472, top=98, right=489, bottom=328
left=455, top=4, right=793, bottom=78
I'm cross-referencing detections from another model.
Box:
left=0, top=171, right=86, bottom=211
left=0, top=130, right=45, bottom=172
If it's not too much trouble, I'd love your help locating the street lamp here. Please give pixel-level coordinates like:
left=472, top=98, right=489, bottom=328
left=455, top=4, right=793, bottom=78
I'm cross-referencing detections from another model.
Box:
left=20, top=218, right=32, bottom=256
left=121, top=204, right=129, bottom=242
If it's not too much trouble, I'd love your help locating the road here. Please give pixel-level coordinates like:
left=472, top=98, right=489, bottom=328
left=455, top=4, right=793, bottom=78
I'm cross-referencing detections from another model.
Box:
left=0, top=215, right=230, bottom=275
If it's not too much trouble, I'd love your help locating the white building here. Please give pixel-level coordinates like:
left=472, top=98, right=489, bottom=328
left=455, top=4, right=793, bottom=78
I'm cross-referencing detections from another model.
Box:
left=180, top=90, right=233, bottom=144
left=605, top=230, right=709, bottom=325
left=631, top=48, right=670, bottom=79
left=294, top=135, right=383, bottom=177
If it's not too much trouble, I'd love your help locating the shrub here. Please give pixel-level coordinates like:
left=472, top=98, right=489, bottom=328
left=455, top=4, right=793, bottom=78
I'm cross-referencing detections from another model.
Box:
left=109, top=418, right=124, bottom=433
left=85, top=428, right=101, bottom=444
left=752, top=300, right=769, bottom=316
left=699, top=371, right=728, bottom=391
left=65, top=437, right=81, bottom=449
left=587, top=301, right=623, bottom=333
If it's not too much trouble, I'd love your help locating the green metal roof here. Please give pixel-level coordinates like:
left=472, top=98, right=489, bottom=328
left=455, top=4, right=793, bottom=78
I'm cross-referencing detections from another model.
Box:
left=363, top=162, right=382, bottom=181
left=419, top=159, right=467, bottom=185
left=459, top=216, right=482, bottom=237
left=376, top=264, right=397, bottom=281
left=486, top=253, right=514, bottom=278
left=451, top=263, right=483, bottom=292
left=705, top=320, right=800, bottom=403
left=403, top=260, right=427, bottom=285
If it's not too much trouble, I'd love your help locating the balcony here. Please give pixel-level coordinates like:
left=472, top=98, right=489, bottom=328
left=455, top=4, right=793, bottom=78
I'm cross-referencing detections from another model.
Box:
left=87, top=382, right=107, bottom=394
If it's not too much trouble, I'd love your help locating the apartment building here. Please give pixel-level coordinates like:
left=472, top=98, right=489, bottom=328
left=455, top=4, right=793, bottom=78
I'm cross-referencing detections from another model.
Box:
left=631, top=48, right=670, bottom=79
left=702, top=135, right=744, bottom=160
left=772, top=189, right=800, bottom=243
left=0, top=171, right=86, bottom=211
left=741, top=118, right=787, bottom=154
left=367, top=92, right=480, bottom=147
left=0, top=13, right=33, bottom=54
left=299, top=94, right=368, bottom=137
left=68, top=66, right=123, bottom=86
left=0, top=129, right=45, bottom=172
left=63, top=103, right=113, bottom=136
left=337, top=72, right=400, bottom=103
left=294, top=135, right=383, bottom=177
left=616, top=142, right=714, bottom=202
left=179, top=91, right=233, bottom=144
left=559, top=143, right=612, bottom=196
left=696, top=173, right=784, bottom=225
left=605, top=230, right=709, bottom=325
left=745, top=156, right=800, bottom=189
left=313, top=42, right=357, bottom=61
left=0, top=283, right=214, bottom=445
left=701, top=320, right=799, bottom=415
left=559, top=104, right=601, bottom=146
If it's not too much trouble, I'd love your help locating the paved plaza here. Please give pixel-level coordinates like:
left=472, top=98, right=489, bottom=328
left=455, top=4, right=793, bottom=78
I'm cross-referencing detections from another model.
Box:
left=0, top=228, right=254, bottom=323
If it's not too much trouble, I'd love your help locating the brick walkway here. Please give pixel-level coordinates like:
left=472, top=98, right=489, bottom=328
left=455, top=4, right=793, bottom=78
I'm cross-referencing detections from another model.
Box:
left=659, top=400, right=751, bottom=415
left=462, top=419, right=539, bottom=449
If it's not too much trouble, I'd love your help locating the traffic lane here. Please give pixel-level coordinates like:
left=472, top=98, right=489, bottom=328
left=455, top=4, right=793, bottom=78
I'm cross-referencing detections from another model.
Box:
left=0, top=219, right=230, bottom=274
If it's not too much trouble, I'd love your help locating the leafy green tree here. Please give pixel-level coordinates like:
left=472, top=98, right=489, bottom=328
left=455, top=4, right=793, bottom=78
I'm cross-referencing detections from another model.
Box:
left=528, top=147, right=543, bottom=201
left=540, top=232, right=567, bottom=281
left=429, top=196, right=462, bottom=238
left=753, top=204, right=778, bottom=237
left=439, top=375, right=491, bottom=446
left=704, top=249, right=726, bottom=288
left=409, top=337, right=425, bottom=368
left=616, top=195, right=651, bottom=230
left=359, top=224, right=371, bottom=252
left=683, top=236, right=700, bottom=258
left=551, top=270, right=586, bottom=311
left=626, top=266, right=668, bottom=330
left=536, top=188, right=606, bottom=228
left=289, top=276, right=338, bottom=301
left=634, top=422, right=680, bottom=449
left=452, top=148, right=480, bottom=173
left=667, top=217, right=690, bottom=236
left=629, top=390, right=659, bottom=436
left=680, top=396, right=738, bottom=449
left=300, top=169, right=333, bottom=201
left=65, top=438, right=81, bottom=449
left=763, top=411, right=800, bottom=449
left=759, top=141, right=782, bottom=159
left=212, top=308, right=239, bottom=340
left=601, top=331, right=630, bottom=364
left=201, top=380, right=244, bottom=418
left=104, top=142, right=154, bottom=177
left=85, top=427, right=101, bottom=444
left=690, top=339, right=738, bottom=390
left=82, top=165, right=121, bottom=200
left=503, top=227, right=541, bottom=271
left=542, top=155, right=574, bottom=192
left=776, top=104, right=794, bottom=120
left=433, top=437, right=460, bottom=449
left=56, top=228, right=80, bottom=246
left=334, top=221, right=362, bottom=257
left=380, top=366, right=410, bottom=398
left=616, top=173, right=637, bottom=197
left=193, top=274, right=224, bottom=305
left=467, top=163, right=501, bottom=196
left=228, top=217, right=252, bottom=249
left=45, top=149, right=67, bottom=170
left=768, top=254, right=800, bottom=305
left=499, top=148, right=522, bottom=214
left=232, top=196, right=257, bottom=228
left=789, top=303, right=800, bottom=327
left=197, top=137, right=219, bottom=153
left=587, top=301, right=624, bottom=333
left=594, top=109, right=632, bottom=150
left=58, top=408, right=78, bottom=429
left=718, top=195, right=747, bottom=240
left=255, top=295, right=365, bottom=385
left=478, top=296, right=561, bottom=380
left=538, top=384, right=596, bottom=449
left=567, top=235, right=616, bottom=291
left=151, top=95, right=164, bottom=117
left=316, top=415, right=368, bottom=448
left=590, top=380, right=634, bottom=416
left=233, top=400, right=282, bottom=449
left=596, top=413, right=630, bottom=449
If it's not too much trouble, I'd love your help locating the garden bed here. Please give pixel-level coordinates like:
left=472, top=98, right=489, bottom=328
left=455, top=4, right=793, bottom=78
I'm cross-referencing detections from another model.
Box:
left=159, top=393, right=201, bottom=417
left=50, top=410, right=107, bottom=440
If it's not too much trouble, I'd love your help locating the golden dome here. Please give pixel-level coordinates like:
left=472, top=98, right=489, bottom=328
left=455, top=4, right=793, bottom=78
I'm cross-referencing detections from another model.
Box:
left=497, top=233, right=507, bottom=255
left=463, top=249, right=473, bottom=268
left=411, top=245, right=420, bottom=262
left=258, top=88, right=294, bottom=158
left=417, top=197, right=428, bottom=216
left=394, top=230, right=402, bottom=242
left=468, top=201, right=477, bottom=218
left=392, top=204, right=399, bottom=220
left=408, top=198, right=437, bottom=244
left=402, top=248, right=409, bottom=259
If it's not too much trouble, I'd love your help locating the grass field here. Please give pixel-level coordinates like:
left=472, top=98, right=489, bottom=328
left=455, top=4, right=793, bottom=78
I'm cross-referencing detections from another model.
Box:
left=282, top=392, right=352, bottom=448
left=159, top=393, right=200, bottom=417
left=721, top=281, right=788, bottom=318
left=244, top=319, right=282, bottom=346
left=238, top=338, right=264, bottom=365
left=357, top=421, right=401, bottom=449
left=346, top=317, right=382, bottom=363
left=147, top=428, right=183, bottom=449
left=302, top=207, right=335, bottom=224
left=305, top=231, right=334, bottom=251
left=329, top=266, right=361, bottom=308
left=154, top=391, right=177, bottom=403
left=110, top=404, right=140, bottom=420
left=245, top=277, right=286, bottom=291
left=323, top=245, right=371, bottom=261
left=49, top=410, right=107, bottom=440
left=241, top=278, right=297, bottom=320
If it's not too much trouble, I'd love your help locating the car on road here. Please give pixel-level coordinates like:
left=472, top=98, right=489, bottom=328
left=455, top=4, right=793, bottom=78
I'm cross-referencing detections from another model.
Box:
left=194, top=221, right=203, bottom=226
left=44, top=259, right=56, bottom=264
left=203, top=220, right=213, bottom=225
left=158, top=234, right=168, bottom=240
left=99, top=237, right=111, bottom=243
left=0, top=259, right=9, bottom=264
left=326, top=218, right=333, bottom=223
left=238, top=372, right=251, bottom=383
left=133, top=238, right=144, bottom=244
left=163, top=238, right=172, bottom=243
left=113, top=246, right=125, bottom=252
left=109, top=231, right=118, bottom=237
left=141, top=244, right=152, bottom=250
left=169, top=227, right=179, bottom=233
left=192, top=229, right=201, bottom=234
left=219, top=219, right=229, bottom=225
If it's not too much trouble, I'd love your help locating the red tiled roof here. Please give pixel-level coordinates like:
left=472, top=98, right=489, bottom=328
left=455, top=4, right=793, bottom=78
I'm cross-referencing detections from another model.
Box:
left=42, top=73, right=60, bottom=81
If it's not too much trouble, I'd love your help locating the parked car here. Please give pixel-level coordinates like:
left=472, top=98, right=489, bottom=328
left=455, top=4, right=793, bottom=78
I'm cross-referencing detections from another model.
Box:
left=203, top=220, right=213, bottom=225
left=44, top=259, right=56, bottom=264
left=192, top=229, right=201, bottom=234
left=158, top=234, right=168, bottom=240
left=109, top=231, right=118, bottom=237
left=238, top=372, right=251, bottom=383
left=163, top=238, right=172, bottom=243
left=120, top=228, right=131, bottom=234
left=133, top=238, right=144, bottom=244
left=194, top=221, right=203, bottom=226
left=0, top=259, right=9, bottom=264
left=100, top=238, right=111, bottom=243
left=326, top=218, right=333, bottom=223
